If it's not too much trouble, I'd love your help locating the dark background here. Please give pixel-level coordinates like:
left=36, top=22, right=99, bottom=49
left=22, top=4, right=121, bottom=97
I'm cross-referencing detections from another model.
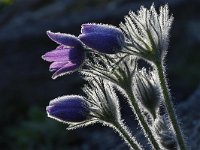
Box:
left=0, top=0, right=199, bottom=149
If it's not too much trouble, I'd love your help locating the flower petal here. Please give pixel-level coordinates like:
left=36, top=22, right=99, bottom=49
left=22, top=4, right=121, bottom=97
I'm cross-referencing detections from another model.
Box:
left=52, top=62, right=79, bottom=79
left=67, top=48, right=85, bottom=62
left=42, top=49, right=71, bottom=62
left=47, top=108, right=87, bottom=122
left=49, top=96, right=85, bottom=108
left=46, top=95, right=89, bottom=122
left=81, top=23, right=123, bottom=37
left=49, top=62, right=66, bottom=72
left=79, top=33, right=123, bottom=54
left=47, top=31, right=82, bottom=47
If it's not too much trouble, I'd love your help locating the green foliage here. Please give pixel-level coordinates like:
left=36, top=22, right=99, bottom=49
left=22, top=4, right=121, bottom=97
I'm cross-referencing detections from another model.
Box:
left=0, top=0, right=13, bottom=11
left=5, top=107, right=72, bottom=150
left=0, top=0, right=13, bottom=4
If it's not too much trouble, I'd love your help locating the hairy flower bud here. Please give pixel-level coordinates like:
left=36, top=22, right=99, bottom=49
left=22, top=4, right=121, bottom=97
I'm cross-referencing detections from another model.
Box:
left=46, top=95, right=90, bottom=123
left=134, top=68, right=160, bottom=119
left=79, top=23, right=125, bottom=54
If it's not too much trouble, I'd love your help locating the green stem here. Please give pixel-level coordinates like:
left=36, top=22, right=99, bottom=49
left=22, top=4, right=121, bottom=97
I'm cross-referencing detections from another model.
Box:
left=127, top=90, right=161, bottom=150
left=155, top=62, right=187, bottom=150
left=113, top=120, right=142, bottom=150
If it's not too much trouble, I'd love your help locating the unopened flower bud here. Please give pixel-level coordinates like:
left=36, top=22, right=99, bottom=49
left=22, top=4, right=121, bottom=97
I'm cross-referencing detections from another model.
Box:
left=134, top=68, right=160, bottom=118
left=46, top=95, right=89, bottom=123
left=79, top=23, right=125, bottom=54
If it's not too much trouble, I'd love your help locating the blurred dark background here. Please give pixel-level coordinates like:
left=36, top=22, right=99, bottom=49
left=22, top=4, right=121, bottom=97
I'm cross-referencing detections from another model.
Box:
left=0, top=0, right=199, bottom=149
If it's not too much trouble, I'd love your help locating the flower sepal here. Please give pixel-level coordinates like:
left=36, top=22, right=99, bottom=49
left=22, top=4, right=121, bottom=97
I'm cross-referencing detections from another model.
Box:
left=79, top=23, right=125, bottom=54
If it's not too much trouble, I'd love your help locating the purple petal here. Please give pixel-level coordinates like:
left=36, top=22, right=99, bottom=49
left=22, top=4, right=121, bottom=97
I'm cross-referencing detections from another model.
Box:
left=79, top=33, right=124, bottom=54
left=49, top=62, right=66, bottom=71
left=49, top=95, right=86, bottom=107
left=52, top=62, right=79, bottom=79
left=48, top=108, right=87, bottom=122
left=47, top=95, right=89, bottom=122
left=81, top=23, right=123, bottom=37
left=67, top=48, right=85, bottom=62
left=42, top=49, right=71, bottom=62
left=47, top=31, right=82, bottom=48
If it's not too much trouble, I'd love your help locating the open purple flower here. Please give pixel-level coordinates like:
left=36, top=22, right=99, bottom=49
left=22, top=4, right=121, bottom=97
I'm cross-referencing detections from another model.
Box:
left=46, top=95, right=90, bottom=123
left=79, top=23, right=125, bottom=54
left=42, top=31, right=85, bottom=79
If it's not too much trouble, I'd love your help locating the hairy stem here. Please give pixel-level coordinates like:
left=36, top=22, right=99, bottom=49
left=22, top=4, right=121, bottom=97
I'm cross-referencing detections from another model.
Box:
left=112, top=120, right=143, bottom=150
left=155, top=62, right=186, bottom=150
left=127, top=90, right=161, bottom=150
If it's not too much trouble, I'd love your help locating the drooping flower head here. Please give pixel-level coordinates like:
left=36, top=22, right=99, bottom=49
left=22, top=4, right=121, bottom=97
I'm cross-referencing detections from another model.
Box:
left=120, top=4, right=173, bottom=62
left=42, top=31, right=85, bottom=79
left=46, top=95, right=90, bottom=123
left=79, top=23, right=125, bottom=54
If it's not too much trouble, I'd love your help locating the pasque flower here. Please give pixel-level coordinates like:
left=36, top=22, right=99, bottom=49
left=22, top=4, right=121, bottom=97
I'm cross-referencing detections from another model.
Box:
left=46, top=95, right=90, bottom=123
left=42, top=4, right=187, bottom=150
left=42, top=31, right=85, bottom=79
left=79, top=23, right=125, bottom=54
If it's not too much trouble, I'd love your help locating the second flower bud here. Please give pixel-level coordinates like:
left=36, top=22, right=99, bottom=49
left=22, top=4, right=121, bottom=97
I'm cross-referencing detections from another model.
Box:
left=133, top=68, right=161, bottom=119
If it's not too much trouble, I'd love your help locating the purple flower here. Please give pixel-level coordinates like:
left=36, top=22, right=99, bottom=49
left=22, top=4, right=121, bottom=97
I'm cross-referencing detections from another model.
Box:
left=42, top=31, right=85, bottom=79
left=46, top=95, right=90, bottom=123
left=79, top=23, right=125, bottom=54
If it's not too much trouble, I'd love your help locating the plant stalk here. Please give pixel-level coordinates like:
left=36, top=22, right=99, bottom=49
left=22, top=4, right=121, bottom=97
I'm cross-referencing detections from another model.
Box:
left=127, top=90, right=161, bottom=150
left=155, top=62, right=187, bottom=150
left=113, top=120, right=143, bottom=150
